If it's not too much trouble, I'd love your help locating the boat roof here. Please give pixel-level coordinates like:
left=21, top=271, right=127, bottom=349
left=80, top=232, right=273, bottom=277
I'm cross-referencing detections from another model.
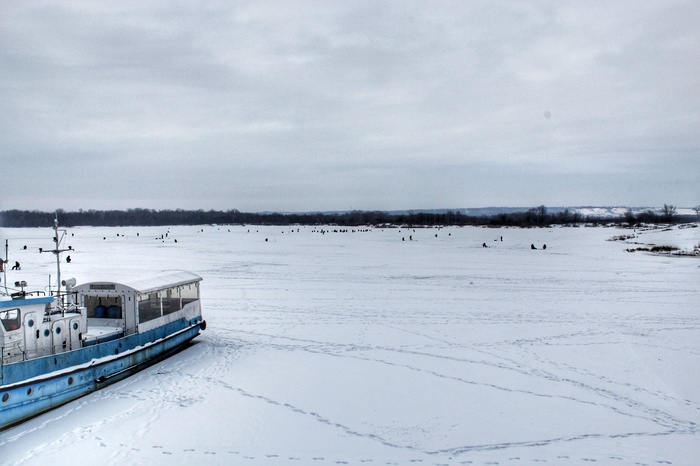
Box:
left=74, top=270, right=202, bottom=294
left=0, top=295, right=53, bottom=309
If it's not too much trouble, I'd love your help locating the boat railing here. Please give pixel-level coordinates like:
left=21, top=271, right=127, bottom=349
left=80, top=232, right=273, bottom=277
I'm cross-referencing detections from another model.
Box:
left=1, top=332, right=83, bottom=364
left=0, top=341, right=24, bottom=365
left=9, top=290, right=47, bottom=299
left=50, top=290, right=80, bottom=311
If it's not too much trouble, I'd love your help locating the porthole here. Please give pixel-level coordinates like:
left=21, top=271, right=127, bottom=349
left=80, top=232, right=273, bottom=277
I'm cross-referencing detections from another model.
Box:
left=2, top=393, right=9, bottom=403
left=55, top=327, right=62, bottom=334
left=28, top=319, right=34, bottom=328
left=67, top=377, right=74, bottom=385
left=27, top=388, right=33, bottom=396
left=72, top=323, right=79, bottom=330
left=44, top=329, right=50, bottom=337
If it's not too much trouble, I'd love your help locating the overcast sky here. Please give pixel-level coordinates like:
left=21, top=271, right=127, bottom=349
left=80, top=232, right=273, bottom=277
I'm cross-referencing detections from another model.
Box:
left=1, top=1, right=698, bottom=212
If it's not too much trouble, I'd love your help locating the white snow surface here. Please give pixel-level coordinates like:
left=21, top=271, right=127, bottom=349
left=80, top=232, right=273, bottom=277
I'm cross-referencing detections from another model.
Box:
left=1, top=224, right=699, bottom=465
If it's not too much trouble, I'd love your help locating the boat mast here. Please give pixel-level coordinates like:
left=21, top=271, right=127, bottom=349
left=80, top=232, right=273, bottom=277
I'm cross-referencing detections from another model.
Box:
left=2, top=239, right=7, bottom=293
left=54, top=217, right=62, bottom=296
left=41, top=214, right=70, bottom=298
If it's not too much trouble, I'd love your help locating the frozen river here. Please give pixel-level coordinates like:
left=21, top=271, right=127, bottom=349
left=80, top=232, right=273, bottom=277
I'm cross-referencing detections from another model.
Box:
left=1, top=223, right=699, bottom=465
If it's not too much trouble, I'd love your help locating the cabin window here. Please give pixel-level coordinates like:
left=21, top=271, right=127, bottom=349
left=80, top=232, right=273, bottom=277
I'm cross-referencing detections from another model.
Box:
left=181, top=282, right=199, bottom=305
left=138, top=292, right=161, bottom=323
left=0, top=309, right=21, bottom=331
left=162, top=287, right=180, bottom=316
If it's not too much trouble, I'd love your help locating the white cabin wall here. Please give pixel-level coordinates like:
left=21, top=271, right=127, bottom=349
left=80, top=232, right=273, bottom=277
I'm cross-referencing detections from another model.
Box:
left=22, top=311, right=40, bottom=358
left=68, top=316, right=82, bottom=350
left=123, top=290, right=137, bottom=335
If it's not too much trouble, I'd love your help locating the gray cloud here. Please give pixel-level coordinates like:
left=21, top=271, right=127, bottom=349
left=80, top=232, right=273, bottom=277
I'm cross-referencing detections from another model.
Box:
left=1, top=0, right=698, bottom=212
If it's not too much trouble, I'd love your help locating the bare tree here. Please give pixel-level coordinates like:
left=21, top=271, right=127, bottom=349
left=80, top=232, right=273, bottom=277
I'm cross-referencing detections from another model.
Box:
left=661, top=204, right=677, bottom=222
left=694, top=205, right=700, bottom=223
left=536, top=205, right=547, bottom=218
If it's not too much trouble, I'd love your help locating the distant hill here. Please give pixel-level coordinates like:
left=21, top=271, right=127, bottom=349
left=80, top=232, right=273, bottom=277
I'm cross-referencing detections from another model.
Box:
left=385, top=206, right=697, bottom=218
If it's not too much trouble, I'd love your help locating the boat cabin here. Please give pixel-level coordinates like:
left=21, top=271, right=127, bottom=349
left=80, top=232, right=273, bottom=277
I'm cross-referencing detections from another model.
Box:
left=1, top=295, right=66, bottom=364
left=72, top=271, right=202, bottom=345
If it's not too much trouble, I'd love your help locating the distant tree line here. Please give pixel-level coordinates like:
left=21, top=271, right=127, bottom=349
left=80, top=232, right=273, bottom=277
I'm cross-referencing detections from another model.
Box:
left=0, top=205, right=695, bottom=228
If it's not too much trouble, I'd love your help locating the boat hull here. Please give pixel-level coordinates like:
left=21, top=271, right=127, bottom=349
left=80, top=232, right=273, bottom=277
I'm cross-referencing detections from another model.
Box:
left=0, top=320, right=204, bottom=431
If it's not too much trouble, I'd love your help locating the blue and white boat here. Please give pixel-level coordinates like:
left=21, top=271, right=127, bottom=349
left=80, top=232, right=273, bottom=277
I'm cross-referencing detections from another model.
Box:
left=0, top=219, right=206, bottom=430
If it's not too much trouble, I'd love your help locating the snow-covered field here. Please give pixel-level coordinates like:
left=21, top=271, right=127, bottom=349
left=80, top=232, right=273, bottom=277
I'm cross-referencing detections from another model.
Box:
left=1, top=223, right=699, bottom=465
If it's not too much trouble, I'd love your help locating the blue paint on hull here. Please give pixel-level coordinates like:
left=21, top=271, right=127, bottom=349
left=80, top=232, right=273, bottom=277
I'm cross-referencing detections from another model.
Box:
left=0, top=318, right=203, bottom=430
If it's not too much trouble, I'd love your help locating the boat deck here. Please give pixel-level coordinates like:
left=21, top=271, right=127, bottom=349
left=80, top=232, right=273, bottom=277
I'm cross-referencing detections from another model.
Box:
left=83, top=323, right=124, bottom=344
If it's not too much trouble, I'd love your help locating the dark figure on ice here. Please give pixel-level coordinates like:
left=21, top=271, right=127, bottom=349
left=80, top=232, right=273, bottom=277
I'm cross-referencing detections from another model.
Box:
left=542, top=244, right=547, bottom=250
left=482, top=242, right=487, bottom=248
left=11, top=261, right=20, bottom=270
left=66, top=255, right=71, bottom=263
left=531, top=244, right=536, bottom=250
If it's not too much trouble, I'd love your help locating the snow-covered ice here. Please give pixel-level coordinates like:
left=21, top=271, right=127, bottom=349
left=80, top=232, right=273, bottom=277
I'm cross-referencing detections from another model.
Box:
left=1, top=223, right=699, bottom=465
